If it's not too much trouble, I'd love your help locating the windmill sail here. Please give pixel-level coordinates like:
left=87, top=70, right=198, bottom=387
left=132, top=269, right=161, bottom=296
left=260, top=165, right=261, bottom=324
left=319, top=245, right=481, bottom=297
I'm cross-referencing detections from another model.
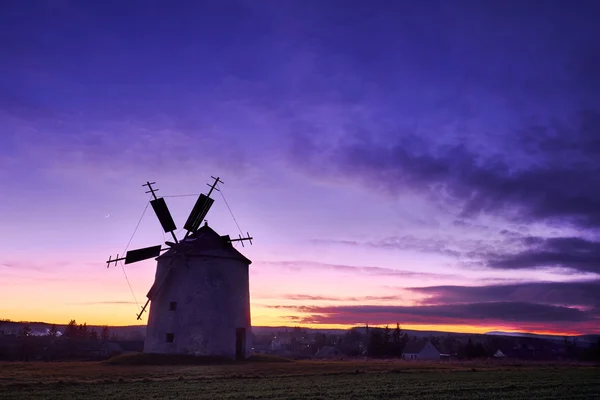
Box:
left=124, top=245, right=162, bottom=264
left=150, top=198, right=177, bottom=233
left=183, top=194, right=214, bottom=232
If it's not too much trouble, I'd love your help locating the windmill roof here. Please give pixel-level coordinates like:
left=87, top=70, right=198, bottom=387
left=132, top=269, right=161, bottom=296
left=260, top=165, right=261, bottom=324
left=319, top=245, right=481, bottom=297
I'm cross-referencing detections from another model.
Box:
left=403, top=340, right=428, bottom=354
left=493, top=349, right=506, bottom=357
left=314, top=346, right=340, bottom=358
left=157, top=224, right=252, bottom=264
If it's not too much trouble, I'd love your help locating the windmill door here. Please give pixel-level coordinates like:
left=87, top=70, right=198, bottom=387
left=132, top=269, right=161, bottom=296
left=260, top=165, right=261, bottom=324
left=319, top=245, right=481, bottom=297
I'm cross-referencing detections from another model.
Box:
left=235, top=328, right=246, bottom=360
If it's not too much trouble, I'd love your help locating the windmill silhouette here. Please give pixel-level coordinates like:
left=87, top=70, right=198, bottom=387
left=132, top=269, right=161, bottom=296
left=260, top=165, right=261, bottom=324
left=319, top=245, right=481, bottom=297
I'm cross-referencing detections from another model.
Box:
left=106, top=176, right=254, bottom=358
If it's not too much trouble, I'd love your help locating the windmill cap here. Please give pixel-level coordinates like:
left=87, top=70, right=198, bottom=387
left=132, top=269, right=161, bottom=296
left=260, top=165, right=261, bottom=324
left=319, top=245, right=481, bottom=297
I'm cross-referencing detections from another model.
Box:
left=157, top=224, right=252, bottom=264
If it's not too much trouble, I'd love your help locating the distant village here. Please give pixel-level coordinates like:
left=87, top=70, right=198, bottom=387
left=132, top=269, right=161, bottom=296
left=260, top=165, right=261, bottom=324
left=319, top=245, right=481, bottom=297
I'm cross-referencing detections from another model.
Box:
left=1, top=319, right=599, bottom=362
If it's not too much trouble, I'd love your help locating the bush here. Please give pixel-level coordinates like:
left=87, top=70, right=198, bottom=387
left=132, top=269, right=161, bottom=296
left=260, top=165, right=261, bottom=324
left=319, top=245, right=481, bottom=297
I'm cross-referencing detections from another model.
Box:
left=245, top=354, right=293, bottom=363
left=104, top=353, right=235, bottom=365
left=104, top=352, right=293, bottom=365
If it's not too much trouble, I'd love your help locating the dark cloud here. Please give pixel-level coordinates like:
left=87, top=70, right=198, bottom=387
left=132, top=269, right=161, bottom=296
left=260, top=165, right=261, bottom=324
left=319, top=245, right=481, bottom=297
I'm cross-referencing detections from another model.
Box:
left=273, top=302, right=597, bottom=326
left=486, top=236, right=600, bottom=275
left=340, top=111, right=600, bottom=227
left=265, top=280, right=600, bottom=332
left=407, top=280, right=600, bottom=309
left=292, top=109, right=600, bottom=234
left=293, top=109, right=600, bottom=278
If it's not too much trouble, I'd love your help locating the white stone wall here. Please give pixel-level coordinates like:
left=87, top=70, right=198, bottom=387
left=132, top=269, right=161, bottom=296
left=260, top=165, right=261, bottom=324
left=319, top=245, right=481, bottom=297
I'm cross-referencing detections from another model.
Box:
left=144, top=252, right=252, bottom=359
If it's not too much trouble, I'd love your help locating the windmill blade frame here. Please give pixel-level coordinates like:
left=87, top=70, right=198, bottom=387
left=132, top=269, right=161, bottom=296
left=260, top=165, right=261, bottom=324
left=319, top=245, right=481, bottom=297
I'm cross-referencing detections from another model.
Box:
left=150, top=198, right=177, bottom=233
left=183, top=194, right=214, bottom=233
left=125, top=245, right=163, bottom=264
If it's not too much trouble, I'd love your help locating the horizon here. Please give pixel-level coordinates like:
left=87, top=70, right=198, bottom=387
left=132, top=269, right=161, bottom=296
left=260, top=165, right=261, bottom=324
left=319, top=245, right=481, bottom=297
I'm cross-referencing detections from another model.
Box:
left=1, top=1, right=600, bottom=337
left=2, top=319, right=596, bottom=339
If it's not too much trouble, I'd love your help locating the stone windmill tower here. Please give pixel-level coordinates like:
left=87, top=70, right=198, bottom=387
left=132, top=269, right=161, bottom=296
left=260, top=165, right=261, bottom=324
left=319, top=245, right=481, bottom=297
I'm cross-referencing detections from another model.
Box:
left=106, top=177, right=253, bottom=360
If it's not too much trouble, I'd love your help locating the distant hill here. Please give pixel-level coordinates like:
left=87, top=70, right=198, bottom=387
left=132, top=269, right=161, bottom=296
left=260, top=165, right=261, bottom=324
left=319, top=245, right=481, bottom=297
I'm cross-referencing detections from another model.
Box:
left=486, top=331, right=562, bottom=340
left=1, top=320, right=596, bottom=343
left=0, top=321, right=145, bottom=340
left=251, top=326, right=347, bottom=335
left=486, top=331, right=599, bottom=345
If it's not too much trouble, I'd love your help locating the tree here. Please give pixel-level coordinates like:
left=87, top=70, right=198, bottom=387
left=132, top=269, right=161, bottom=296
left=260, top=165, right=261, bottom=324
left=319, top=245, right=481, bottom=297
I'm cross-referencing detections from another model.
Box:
left=392, top=324, right=401, bottom=342
left=464, top=338, right=475, bottom=359
left=382, top=325, right=391, bottom=356
left=368, top=329, right=385, bottom=357
left=443, top=335, right=457, bottom=357
left=564, top=337, right=577, bottom=359
left=314, top=333, right=329, bottom=352
left=65, top=320, right=78, bottom=339
left=292, top=326, right=308, bottom=340
left=77, top=323, right=89, bottom=340
left=391, top=323, right=407, bottom=357
left=289, top=336, right=300, bottom=353
left=18, top=325, right=32, bottom=361
left=129, top=330, right=144, bottom=341
left=101, top=326, right=110, bottom=341
left=339, top=328, right=364, bottom=356
left=20, top=325, right=32, bottom=337
left=475, top=342, right=488, bottom=358
left=47, top=324, right=58, bottom=337
left=584, top=337, right=600, bottom=361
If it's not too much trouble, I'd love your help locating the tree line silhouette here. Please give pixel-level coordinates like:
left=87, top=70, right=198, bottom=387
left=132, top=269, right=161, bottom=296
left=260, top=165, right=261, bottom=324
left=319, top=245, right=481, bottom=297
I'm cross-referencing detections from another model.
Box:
left=0, top=320, right=113, bottom=361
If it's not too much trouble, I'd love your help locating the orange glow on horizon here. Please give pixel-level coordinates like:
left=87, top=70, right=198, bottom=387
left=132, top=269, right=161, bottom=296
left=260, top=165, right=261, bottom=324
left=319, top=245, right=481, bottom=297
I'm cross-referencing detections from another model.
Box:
left=247, top=322, right=591, bottom=336
left=7, top=315, right=590, bottom=337
left=3, top=293, right=595, bottom=337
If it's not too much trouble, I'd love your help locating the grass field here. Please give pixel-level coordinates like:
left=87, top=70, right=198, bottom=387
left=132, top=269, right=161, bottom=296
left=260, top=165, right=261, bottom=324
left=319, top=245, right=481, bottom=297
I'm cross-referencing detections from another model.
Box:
left=1, top=358, right=599, bottom=399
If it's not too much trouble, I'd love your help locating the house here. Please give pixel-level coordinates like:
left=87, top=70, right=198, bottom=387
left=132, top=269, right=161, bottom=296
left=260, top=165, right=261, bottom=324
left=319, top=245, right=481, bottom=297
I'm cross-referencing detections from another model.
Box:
left=402, top=340, right=441, bottom=361
left=493, top=349, right=506, bottom=358
left=269, top=337, right=290, bottom=351
left=251, top=344, right=271, bottom=354
left=314, top=346, right=340, bottom=359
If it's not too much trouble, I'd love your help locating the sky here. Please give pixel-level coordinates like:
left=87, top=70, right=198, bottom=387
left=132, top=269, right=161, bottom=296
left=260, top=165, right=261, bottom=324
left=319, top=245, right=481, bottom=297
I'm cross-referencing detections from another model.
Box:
left=1, top=0, right=600, bottom=335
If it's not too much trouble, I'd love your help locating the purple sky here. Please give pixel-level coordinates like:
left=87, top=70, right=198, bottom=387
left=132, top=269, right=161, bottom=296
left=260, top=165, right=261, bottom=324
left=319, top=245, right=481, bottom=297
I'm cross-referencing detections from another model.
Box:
left=1, top=0, right=599, bottom=334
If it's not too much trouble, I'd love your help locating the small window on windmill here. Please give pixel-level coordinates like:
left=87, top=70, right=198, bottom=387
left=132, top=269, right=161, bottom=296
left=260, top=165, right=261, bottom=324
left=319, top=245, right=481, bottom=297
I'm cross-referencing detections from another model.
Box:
left=169, top=301, right=177, bottom=311
left=166, top=333, right=174, bottom=343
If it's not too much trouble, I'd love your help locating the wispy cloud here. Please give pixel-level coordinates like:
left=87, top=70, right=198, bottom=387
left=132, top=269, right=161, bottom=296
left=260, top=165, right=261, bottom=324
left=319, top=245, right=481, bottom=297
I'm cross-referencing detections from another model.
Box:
left=310, top=232, right=600, bottom=277
left=0, top=261, right=45, bottom=271
left=257, top=260, right=461, bottom=279
left=310, top=236, right=463, bottom=258
left=254, top=293, right=402, bottom=302
left=64, top=301, right=137, bottom=306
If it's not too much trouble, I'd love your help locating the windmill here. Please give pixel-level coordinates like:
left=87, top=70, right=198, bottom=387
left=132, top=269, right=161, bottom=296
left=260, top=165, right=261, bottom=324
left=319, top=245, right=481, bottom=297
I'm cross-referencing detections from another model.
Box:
left=106, top=176, right=254, bottom=359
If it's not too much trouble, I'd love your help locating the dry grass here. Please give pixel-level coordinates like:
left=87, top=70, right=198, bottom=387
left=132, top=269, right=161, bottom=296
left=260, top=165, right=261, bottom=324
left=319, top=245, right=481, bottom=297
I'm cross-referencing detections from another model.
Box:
left=104, top=353, right=293, bottom=365
left=0, top=358, right=598, bottom=399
